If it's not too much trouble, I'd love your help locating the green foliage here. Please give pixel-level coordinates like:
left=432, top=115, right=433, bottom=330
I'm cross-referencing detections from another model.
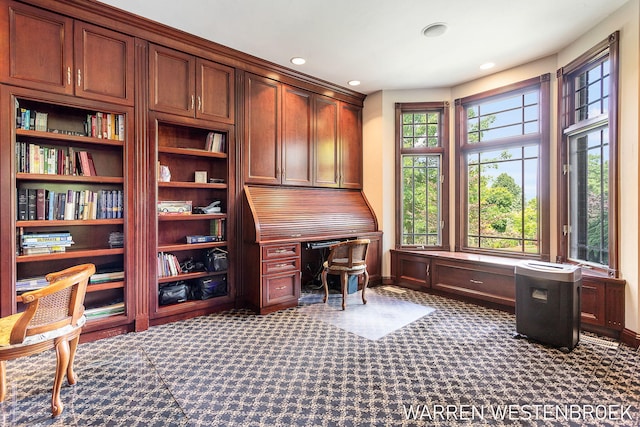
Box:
left=467, top=153, right=537, bottom=252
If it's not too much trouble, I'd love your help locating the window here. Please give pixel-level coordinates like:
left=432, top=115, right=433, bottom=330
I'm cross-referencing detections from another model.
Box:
left=455, top=75, right=550, bottom=258
left=395, top=102, right=449, bottom=249
left=557, top=32, right=619, bottom=276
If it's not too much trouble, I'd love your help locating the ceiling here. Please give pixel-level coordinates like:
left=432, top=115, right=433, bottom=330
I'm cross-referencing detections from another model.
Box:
left=97, top=0, right=628, bottom=94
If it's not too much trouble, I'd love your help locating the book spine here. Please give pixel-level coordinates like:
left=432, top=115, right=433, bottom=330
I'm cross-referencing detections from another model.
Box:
left=47, top=190, right=56, bottom=221
left=27, top=189, right=37, bottom=220
left=64, top=189, right=75, bottom=220
left=17, top=188, right=28, bottom=221
left=118, top=114, right=125, bottom=141
left=36, top=188, right=46, bottom=220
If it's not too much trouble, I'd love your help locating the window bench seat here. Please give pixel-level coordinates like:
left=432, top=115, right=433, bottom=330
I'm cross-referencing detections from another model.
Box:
left=390, top=249, right=625, bottom=339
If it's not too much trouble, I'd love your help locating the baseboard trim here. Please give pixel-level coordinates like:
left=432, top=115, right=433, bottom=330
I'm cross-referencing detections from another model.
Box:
left=620, top=328, right=640, bottom=349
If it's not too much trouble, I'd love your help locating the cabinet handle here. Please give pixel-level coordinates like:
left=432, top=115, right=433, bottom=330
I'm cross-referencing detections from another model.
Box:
left=290, top=233, right=301, bottom=238
left=274, top=249, right=288, bottom=254
left=275, top=286, right=287, bottom=290
left=67, top=67, right=71, bottom=85
left=469, top=279, right=483, bottom=284
left=77, top=69, right=81, bottom=87
left=426, top=264, right=430, bottom=277
left=274, top=263, right=290, bottom=268
left=197, top=96, right=202, bottom=111
left=191, top=95, right=195, bottom=110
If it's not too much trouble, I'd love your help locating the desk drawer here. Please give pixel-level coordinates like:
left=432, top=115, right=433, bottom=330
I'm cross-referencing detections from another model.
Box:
left=262, top=243, right=300, bottom=260
left=263, top=272, right=300, bottom=306
left=263, top=257, right=300, bottom=275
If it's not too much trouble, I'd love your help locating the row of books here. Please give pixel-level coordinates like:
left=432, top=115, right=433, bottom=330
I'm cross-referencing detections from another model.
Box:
left=84, top=301, right=125, bottom=320
left=16, top=142, right=98, bottom=176
left=16, top=109, right=48, bottom=132
left=17, top=188, right=124, bottom=221
left=20, top=231, right=74, bottom=255
left=16, top=268, right=125, bottom=293
left=157, top=252, right=183, bottom=278
left=205, top=132, right=225, bottom=153
left=90, top=270, right=125, bottom=284
left=85, top=112, right=125, bottom=140
left=15, top=103, right=125, bottom=141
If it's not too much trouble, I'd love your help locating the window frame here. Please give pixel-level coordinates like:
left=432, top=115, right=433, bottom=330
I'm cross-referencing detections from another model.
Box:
left=556, top=31, right=619, bottom=277
left=395, top=102, right=450, bottom=250
left=454, top=75, right=551, bottom=259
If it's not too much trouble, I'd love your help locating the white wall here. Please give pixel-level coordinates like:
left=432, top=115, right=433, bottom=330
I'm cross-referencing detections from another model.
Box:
left=362, top=0, right=640, bottom=335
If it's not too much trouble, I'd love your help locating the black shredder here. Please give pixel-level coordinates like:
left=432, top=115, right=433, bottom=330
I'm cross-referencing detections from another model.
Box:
left=514, top=261, right=582, bottom=351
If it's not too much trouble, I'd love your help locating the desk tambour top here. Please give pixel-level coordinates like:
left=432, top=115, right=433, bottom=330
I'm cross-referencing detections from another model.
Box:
left=242, top=185, right=378, bottom=244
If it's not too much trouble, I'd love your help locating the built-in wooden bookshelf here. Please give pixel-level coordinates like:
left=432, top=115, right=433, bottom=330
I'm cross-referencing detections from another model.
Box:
left=2, top=86, right=135, bottom=332
left=149, top=112, right=235, bottom=324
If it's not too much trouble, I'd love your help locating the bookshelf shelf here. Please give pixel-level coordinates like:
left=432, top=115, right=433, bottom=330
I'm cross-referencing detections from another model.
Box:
left=158, top=146, right=226, bottom=158
left=17, top=219, right=124, bottom=227
left=16, top=173, right=124, bottom=184
left=16, top=247, right=124, bottom=263
left=15, top=279, right=125, bottom=303
left=88, top=280, right=125, bottom=292
left=158, top=213, right=226, bottom=222
left=158, top=181, right=227, bottom=189
left=157, top=270, right=226, bottom=284
left=158, top=241, right=226, bottom=252
left=16, top=128, right=124, bottom=147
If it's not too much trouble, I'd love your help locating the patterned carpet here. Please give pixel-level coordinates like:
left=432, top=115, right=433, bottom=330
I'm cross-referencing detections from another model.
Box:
left=1, top=286, right=639, bottom=426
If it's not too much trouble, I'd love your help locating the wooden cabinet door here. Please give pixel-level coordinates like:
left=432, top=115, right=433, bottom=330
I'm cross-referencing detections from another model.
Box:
left=313, top=95, right=339, bottom=187
left=244, top=73, right=281, bottom=185
left=0, top=1, right=73, bottom=95
left=339, top=103, right=363, bottom=189
left=393, top=252, right=431, bottom=290
left=580, top=278, right=606, bottom=327
left=196, top=58, right=234, bottom=124
left=74, top=21, right=134, bottom=105
left=149, top=44, right=195, bottom=116
left=282, top=85, right=312, bottom=186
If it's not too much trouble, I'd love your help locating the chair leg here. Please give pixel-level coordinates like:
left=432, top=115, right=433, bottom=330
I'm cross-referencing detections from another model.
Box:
left=52, top=338, right=71, bottom=417
left=341, top=272, right=348, bottom=310
left=362, top=270, right=369, bottom=305
left=322, top=269, right=329, bottom=303
left=67, top=335, right=80, bottom=385
left=0, top=360, right=6, bottom=403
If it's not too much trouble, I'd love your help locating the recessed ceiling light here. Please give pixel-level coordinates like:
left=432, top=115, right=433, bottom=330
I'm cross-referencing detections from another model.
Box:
left=480, top=62, right=495, bottom=70
left=348, top=80, right=361, bottom=86
left=422, top=22, right=448, bottom=38
left=290, top=57, right=306, bottom=65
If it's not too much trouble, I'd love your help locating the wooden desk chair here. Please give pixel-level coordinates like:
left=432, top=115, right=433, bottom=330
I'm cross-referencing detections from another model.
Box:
left=0, top=263, right=95, bottom=417
left=322, top=239, right=370, bottom=310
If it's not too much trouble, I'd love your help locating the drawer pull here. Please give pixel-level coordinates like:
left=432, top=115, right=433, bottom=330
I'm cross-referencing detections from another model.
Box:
left=291, top=233, right=301, bottom=237
left=274, top=263, right=290, bottom=268
left=469, top=279, right=484, bottom=284
left=274, top=249, right=288, bottom=254
left=275, top=285, right=287, bottom=290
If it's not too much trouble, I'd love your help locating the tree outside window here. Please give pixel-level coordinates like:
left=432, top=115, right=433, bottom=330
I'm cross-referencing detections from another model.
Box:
left=558, top=32, right=619, bottom=276
left=395, top=102, right=449, bottom=250
left=455, top=75, right=550, bottom=259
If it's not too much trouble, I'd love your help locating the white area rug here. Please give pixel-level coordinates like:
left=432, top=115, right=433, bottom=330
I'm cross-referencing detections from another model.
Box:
left=298, top=288, right=435, bottom=341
